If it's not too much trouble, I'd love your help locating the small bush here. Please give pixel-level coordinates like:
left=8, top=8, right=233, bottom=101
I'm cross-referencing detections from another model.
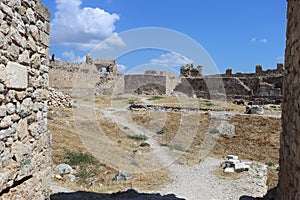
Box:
left=47, top=116, right=54, bottom=120
left=148, top=96, right=164, bottom=101
left=128, top=134, right=148, bottom=141
left=209, top=127, right=220, bottom=134
left=65, top=150, right=97, bottom=166
left=160, top=143, right=185, bottom=152
left=67, top=103, right=76, bottom=108
left=205, top=102, right=217, bottom=107
left=128, top=100, right=135, bottom=105
left=265, top=162, right=275, bottom=167
left=156, top=129, right=165, bottom=135
left=140, top=142, right=150, bottom=147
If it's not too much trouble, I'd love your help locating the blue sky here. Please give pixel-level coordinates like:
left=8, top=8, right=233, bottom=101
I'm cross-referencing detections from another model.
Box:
left=41, top=0, right=287, bottom=74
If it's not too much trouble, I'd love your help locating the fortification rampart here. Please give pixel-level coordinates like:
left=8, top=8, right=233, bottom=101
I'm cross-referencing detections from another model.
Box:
left=49, top=60, right=124, bottom=96
left=0, top=1, right=51, bottom=199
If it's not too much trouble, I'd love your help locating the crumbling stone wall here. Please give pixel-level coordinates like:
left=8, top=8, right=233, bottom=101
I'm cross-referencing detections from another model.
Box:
left=49, top=60, right=124, bottom=96
left=124, top=75, right=167, bottom=95
left=180, top=64, right=203, bottom=77
left=279, top=0, right=300, bottom=199
left=0, top=1, right=51, bottom=199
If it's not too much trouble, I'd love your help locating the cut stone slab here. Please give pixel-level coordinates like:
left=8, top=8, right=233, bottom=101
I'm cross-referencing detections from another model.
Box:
left=227, top=155, right=239, bottom=160
left=226, top=159, right=241, bottom=165
left=6, top=62, right=28, bottom=89
left=224, top=167, right=235, bottom=173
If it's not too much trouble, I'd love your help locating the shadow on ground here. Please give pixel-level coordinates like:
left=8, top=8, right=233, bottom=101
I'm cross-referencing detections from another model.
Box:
left=239, top=187, right=277, bottom=200
left=50, top=189, right=185, bottom=200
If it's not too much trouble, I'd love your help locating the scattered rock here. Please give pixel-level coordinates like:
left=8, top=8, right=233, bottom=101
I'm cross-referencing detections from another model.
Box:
left=133, top=150, right=142, bottom=155
left=55, top=164, right=73, bottom=175
left=113, top=171, right=132, bottom=181
left=216, top=121, right=235, bottom=135
left=67, top=174, right=76, bottom=182
left=55, top=174, right=63, bottom=180
left=245, top=105, right=264, bottom=115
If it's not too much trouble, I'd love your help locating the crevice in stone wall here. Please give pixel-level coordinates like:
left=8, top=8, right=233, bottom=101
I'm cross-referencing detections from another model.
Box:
left=0, top=175, right=33, bottom=196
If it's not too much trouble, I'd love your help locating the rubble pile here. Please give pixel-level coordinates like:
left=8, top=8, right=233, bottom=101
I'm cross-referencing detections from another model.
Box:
left=48, top=87, right=73, bottom=107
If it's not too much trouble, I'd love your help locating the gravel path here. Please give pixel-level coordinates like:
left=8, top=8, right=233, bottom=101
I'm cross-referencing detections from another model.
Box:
left=158, top=157, right=267, bottom=200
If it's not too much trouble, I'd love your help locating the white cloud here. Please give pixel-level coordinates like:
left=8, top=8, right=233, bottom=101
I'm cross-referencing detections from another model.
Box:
left=62, top=51, right=85, bottom=63
left=51, top=0, right=121, bottom=51
left=259, top=38, right=268, bottom=44
left=150, top=52, right=193, bottom=67
left=94, top=33, right=126, bottom=50
left=117, top=64, right=127, bottom=71
left=251, top=37, right=256, bottom=42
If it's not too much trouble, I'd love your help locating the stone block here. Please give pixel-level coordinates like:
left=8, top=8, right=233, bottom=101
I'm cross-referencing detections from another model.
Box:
left=224, top=167, right=235, bottom=173
left=6, top=62, right=28, bottom=89
left=227, top=155, right=238, bottom=160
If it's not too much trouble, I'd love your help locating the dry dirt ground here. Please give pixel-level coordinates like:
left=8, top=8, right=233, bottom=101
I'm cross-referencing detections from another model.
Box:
left=49, top=94, right=281, bottom=199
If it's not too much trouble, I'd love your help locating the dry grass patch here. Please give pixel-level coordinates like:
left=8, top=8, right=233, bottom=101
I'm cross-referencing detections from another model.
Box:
left=49, top=106, right=170, bottom=193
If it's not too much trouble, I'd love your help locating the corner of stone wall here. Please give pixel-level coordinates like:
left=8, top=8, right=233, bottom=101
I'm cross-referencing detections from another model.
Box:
left=0, top=0, right=51, bottom=199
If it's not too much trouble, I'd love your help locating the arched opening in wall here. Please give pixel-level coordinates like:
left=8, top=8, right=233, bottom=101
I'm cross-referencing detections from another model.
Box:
left=135, top=83, right=166, bottom=95
left=98, top=67, right=107, bottom=72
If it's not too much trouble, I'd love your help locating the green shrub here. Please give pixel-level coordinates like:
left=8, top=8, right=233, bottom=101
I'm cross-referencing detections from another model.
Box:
left=205, top=102, right=217, bottom=107
left=47, top=116, right=54, bottom=120
left=128, top=100, right=135, bottom=105
left=148, top=96, right=164, bottom=101
left=128, top=134, right=148, bottom=141
left=209, top=127, right=220, bottom=134
left=64, top=150, right=97, bottom=166
left=63, top=149, right=100, bottom=185
left=140, top=142, right=150, bottom=147
left=265, top=162, right=275, bottom=167
left=160, top=143, right=185, bottom=152
left=156, top=129, right=165, bottom=135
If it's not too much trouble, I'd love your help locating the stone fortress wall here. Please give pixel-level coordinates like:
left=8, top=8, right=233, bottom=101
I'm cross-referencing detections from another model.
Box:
left=50, top=58, right=284, bottom=104
left=0, top=0, right=51, bottom=199
left=175, top=63, right=284, bottom=103
left=279, top=0, right=300, bottom=199
left=49, top=58, right=124, bottom=96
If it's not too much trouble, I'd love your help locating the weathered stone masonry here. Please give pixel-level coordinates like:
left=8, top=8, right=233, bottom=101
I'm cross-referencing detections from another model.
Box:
left=279, top=0, right=300, bottom=199
left=0, top=1, right=51, bottom=199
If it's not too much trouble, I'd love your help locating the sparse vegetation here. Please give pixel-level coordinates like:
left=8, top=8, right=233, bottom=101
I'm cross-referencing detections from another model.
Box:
left=64, top=149, right=97, bottom=166
left=209, top=127, right=220, bottom=134
left=140, top=142, right=151, bottom=147
left=265, top=162, right=275, bottom=167
left=160, top=143, right=185, bottom=152
left=148, top=96, right=164, bottom=101
left=128, top=100, right=135, bottom=105
left=205, top=102, right=218, bottom=107
left=128, top=134, right=148, bottom=141
left=47, top=115, right=54, bottom=120
left=156, top=129, right=165, bottom=135
left=64, top=149, right=99, bottom=184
